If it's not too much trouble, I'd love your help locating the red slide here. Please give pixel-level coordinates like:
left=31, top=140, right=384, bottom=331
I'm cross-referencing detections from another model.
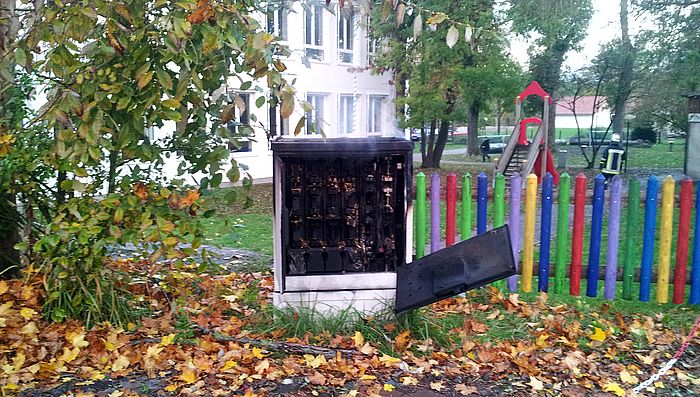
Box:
left=533, top=149, right=559, bottom=184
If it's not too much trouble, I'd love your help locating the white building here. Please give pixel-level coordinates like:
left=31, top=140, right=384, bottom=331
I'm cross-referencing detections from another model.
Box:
left=555, top=96, right=612, bottom=130
left=155, top=2, right=399, bottom=182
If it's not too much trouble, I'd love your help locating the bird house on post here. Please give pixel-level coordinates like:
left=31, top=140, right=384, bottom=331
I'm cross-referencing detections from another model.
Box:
left=686, top=93, right=700, bottom=179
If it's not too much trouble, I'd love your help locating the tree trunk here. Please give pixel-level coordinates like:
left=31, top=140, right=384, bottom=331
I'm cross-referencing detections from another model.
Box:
left=395, top=72, right=407, bottom=120
left=430, top=120, right=450, bottom=169
left=108, top=148, right=118, bottom=193
left=421, top=120, right=437, bottom=168
left=496, top=102, right=502, bottom=135
left=0, top=0, right=20, bottom=278
left=420, top=127, right=426, bottom=164
left=467, top=101, right=480, bottom=156
left=613, top=0, right=634, bottom=135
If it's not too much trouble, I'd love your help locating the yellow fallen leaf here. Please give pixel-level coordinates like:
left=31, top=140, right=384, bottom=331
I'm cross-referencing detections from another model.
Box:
left=379, top=354, right=401, bottom=367
left=221, top=359, right=238, bottom=371
left=589, top=327, right=607, bottom=342
left=252, top=346, right=265, bottom=359
left=60, top=347, right=80, bottom=363
left=536, top=334, right=549, bottom=347
left=19, top=307, right=35, bottom=320
left=383, top=383, right=395, bottom=392
left=20, top=321, right=38, bottom=336
left=0, top=317, right=6, bottom=327
left=67, top=330, right=89, bottom=348
left=352, top=331, right=364, bottom=348
left=0, top=280, right=8, bottom=295
left=179, top=369, right=197, bottom=384
left=164, top=384, right=178, bottom=392
left=620, top=370, right=638, bottom=384
left=401, top=376, right=418, bottom=385
left=603, top=382, right=626, bottom=396
left=528, top=376, right=544, bottom=391
left=160, top=333, right=176, bottom=346
left=0, top=301, right=13, bottom=316
left=91, top=371, right=105, bottom=381
left=303, top=354, right=327, bottom=369
left=111, top=355, right=130, bottom=372
left=430, top=381, right=444, bottom=391
left=360, top=374, right=376, bottom=381
left=108, top=391, right=124, bottom=397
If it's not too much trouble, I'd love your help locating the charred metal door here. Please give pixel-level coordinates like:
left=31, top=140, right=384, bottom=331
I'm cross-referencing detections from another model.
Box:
left=395, top=225, right=516, bottom=314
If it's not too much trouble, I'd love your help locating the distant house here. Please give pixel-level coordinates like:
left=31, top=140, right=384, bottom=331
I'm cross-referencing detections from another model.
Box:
left=555, top=96, right=612, bottom=130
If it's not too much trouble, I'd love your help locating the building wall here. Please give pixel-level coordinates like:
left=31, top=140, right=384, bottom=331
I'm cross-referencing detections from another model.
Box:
left=556, top=111, right=612, bottom=130
left=154, top=2, right=398, bottom=182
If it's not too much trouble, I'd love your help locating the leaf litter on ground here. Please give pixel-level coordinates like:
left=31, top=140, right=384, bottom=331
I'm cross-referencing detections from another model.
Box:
left=0, top=263, right=699, bottom=396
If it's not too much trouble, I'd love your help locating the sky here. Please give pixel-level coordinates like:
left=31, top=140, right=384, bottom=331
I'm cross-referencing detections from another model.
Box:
left=510, top=0, right=652, bottom=71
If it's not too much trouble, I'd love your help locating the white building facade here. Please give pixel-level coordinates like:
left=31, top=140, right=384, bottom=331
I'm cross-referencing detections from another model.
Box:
left=153, top=2, right=399, bottom=182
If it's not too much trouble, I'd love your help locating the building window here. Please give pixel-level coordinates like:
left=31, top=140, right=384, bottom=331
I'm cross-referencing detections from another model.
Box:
left=367, top=19, right=379, bottom=63
left=228, top=93, right=253, bottom=152
left=304, top=4, right=324, bottom=61
left=306, top=93, right=326, bottom=135
left=338, top=11, right=354, bottom=63
left=339, top=94, right=355, bottom=135
left=145, top=126, right=155, bottom=141
left=267, top=2, right=288, bottom=41
left=368, top=95, right=385, bottom=134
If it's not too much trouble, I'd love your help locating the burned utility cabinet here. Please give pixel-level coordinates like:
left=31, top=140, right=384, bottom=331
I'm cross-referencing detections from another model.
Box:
left=271, top=137, right=413, bottom=314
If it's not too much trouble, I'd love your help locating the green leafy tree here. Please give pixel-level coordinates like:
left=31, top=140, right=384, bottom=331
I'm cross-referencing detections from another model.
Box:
left=509, top=0, right=593, bottom=145
left=0, top=0, right=289, bottom=324
left=372, top=0, right=522, bottom=165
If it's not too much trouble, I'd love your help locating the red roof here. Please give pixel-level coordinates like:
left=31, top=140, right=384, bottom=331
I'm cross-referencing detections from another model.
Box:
left=555, top=96, right=609, bottom=115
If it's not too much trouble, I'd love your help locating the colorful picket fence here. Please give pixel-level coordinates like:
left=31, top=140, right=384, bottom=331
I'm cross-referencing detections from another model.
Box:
left=414, top=171, right=700, bottom=305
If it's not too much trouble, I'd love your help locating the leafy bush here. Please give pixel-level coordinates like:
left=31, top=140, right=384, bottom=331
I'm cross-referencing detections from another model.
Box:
left=31, top=181, right=212, bottom=326
left=631, top=125, right=658, bottom=143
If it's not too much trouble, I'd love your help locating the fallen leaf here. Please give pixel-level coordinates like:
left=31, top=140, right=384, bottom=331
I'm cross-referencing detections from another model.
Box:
left=0, top=280, right=8, bottom=295
left=603, top=382, right=625, bottom=396
left=160, top=333, right=176, bottom=346
left=430, top=381, right=444, bottom=391
left=401, top=376, right=418, bottom=385
left=528, top=376, right=544, bottom=391
left=620, top=370, right=639, bottom=384
left=303, top=354, right=327, bottom=369
left=589, top=327, right=607, bottom=342
left=395, top=330, right=411, bottom=351
left=111, top=355, right=130, bottom=372
left=352, top=331, right=364, bottom=348
left=359, top=342, right=377, bottom=355
left=179, top=369, right=197, bottom=384
left=383, top=383, right=395, bottom=392
left=456, top=384, right=479, bottom=395
left=252, top=346, right=266, bottom=359
left=309, top=371, right=326, bottom=385
left=20, top=307, right=36, bottom=320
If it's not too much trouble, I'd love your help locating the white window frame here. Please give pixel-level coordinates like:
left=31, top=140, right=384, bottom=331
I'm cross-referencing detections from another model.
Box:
left=306, top=93, right=327, bottom=135
left=339, top=94, right=356, bottom=135
left=228, top=93, right=253, bottom=152
left=267, top=2, right=288, bottom=42
left=368, top=95, right=386, bottom=134
left=304, top=3, right=325, bottom=61
left=338, top=9, right=354, bottom=64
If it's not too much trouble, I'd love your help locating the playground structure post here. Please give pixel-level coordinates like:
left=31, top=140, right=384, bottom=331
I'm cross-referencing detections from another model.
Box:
left=415, top=172, right=426, bottom=259
left=554, top=173, right=570, bottom=294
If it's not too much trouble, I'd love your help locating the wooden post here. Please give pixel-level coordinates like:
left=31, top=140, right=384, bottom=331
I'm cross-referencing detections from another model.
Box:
left=622, top=178, right=640, bottom=300
left=673, top=179, right=693, bottom=304
left=446, top=174, right=456, bottom=246
left=538, top=173, right=554, bottom=292
left=604, top=176, right=622, bottom=299
left=477, top=172, right=488, bottom=235
left=570, top=173, right=587, bottom=296
left=586, top=174, right=606, bottom=297
left=415, top=173, right=426, bottom=259
left=554, top=173, right=570, bottom=294
left=640, top=176, right=659, bottom=302
left=461, top=174, right=472, bottom=240
left=657, top=176, right=675, bottom=303
left=430, top=172, right=441, bottom=254
left=508, top=174, right=522, bottom=292
left=522, top=174, right=538, bottom=292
